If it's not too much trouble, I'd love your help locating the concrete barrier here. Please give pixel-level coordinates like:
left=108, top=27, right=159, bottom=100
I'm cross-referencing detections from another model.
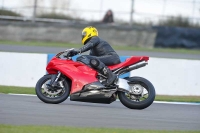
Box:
left=0, top=52, right=47, bottom=87
left=1, top=52, right=200, bottom=96
left=0, top=21, right=156, bottom=48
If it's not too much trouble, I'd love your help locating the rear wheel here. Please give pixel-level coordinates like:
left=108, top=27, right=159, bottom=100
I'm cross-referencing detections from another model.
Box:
left=118, top=77, right=155, bottom=109
left=35, top=74, right=70, bottom=104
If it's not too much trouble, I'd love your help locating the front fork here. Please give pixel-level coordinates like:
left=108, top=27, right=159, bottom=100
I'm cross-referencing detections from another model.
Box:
left=50, top=71, right=61, bottom=87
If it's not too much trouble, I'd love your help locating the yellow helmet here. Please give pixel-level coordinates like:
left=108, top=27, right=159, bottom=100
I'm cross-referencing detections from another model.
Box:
left=81, top=26, right=98, bottom=44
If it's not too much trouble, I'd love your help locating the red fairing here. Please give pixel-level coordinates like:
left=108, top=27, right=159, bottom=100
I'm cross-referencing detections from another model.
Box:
left=46, top=57, right=98, bottom=94
left=46, top=56, right=149, bottom=94
left=108, top=56, right=149, bottom=70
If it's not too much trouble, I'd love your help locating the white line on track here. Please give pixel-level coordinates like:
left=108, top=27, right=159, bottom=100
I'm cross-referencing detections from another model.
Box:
left=8, top=93, right=37, bottom=97
left=7, top=93, right=200, bottom=106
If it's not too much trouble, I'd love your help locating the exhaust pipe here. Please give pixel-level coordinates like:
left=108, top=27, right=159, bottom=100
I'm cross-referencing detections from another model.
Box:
left=117, top=61, right=148, bottom=75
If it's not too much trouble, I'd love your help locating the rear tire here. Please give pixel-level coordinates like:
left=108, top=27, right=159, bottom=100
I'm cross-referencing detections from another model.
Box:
left=118, top=77, right=155, bottom=109
left=35, top=74, right=70, bottom=104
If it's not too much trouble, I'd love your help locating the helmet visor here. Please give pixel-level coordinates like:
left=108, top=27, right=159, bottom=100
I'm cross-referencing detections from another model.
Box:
left=82, top=31, right=86, bottom=39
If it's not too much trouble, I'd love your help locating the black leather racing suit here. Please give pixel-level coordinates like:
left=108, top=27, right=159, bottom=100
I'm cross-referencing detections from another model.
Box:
left=76, top=36, right=120, bottom=67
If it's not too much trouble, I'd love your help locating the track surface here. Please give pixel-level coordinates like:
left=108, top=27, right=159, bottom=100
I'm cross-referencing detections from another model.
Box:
left=0, top=94, right=200, bottom=130
left=0, top=44, right=200, bottom=59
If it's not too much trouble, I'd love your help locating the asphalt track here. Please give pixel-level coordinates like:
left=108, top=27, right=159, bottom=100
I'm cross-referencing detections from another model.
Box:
left=0, top=44, right=200, bottom=59
left=0, top=94, right=200, bottom=130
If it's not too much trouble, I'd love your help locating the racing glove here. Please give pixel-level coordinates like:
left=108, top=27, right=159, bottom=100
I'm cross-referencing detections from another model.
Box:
left=70, top=50, right=80, bottom=56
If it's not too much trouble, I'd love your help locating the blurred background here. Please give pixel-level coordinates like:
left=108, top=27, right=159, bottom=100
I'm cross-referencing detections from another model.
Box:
left=0, top=0, right=200, bottom=49
left=1, top=0, right=200, bottom=25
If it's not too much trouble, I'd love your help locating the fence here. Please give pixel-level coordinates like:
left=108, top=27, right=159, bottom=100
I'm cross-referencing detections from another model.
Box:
left=0, top=0, right=200, bottom=25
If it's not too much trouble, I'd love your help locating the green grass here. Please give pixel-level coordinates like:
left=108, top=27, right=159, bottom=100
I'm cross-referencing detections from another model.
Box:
left=0, top=85, right=199, bottom=103
left=0, top=85, right=35, bottom=95
left=156, top=95, right=200, bottom=103
left=0, top=40, right=77, bottom=48
left=1, top=40, right=200, bottom=54
left=0, top=125, right=199, bottom=133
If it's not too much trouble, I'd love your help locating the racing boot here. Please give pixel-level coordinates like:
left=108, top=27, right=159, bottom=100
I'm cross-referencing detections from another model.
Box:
left=100, top=66, right=117, bottom=86
left=90, top=59, right=117, bottom=86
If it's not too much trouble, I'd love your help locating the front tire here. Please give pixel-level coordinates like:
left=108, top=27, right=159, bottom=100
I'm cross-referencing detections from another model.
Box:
left=118, top=77, right=155, bottom=109
left=35, top=74, right=70, bottom=104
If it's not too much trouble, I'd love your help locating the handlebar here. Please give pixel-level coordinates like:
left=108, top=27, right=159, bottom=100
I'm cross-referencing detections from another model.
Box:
left=55, top=48, right=75, bottom=59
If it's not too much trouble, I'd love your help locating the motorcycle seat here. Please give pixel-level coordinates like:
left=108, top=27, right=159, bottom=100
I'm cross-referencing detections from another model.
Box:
left=108, top=56, right=149, bottom=70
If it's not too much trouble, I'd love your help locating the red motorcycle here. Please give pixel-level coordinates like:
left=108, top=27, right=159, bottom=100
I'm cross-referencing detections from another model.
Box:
left=35, top=49, right=155, bottom=109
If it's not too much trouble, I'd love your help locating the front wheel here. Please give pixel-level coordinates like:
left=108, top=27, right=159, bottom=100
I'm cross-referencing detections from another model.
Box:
left=118, top=77, right=155, bottom=109
left=35, top=74, right=70, bottom=104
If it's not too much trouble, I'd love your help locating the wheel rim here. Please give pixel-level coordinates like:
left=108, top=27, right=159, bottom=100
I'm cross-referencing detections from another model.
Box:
left=40, top=78, right=66, bottom=99
left=125, top=83, right=149, bottom=102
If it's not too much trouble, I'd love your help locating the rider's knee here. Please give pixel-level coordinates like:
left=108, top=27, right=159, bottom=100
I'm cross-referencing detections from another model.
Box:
left=90, top=59, right=100, bottom=68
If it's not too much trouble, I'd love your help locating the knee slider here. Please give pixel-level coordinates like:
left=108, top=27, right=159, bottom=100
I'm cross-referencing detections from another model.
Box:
left=90, top=59, right=100, bottom=68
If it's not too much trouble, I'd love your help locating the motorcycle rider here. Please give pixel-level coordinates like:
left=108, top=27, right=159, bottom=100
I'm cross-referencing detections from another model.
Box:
left=71, top=26, right=121, bottom=86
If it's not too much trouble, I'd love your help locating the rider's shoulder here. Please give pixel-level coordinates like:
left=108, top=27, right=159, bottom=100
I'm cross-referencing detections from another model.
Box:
left=90, top=36, right=100, bottom=43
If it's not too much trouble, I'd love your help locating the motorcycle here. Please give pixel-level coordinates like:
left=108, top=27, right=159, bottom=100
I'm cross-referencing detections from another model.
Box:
left=35, top=48, right=155, bottom=109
